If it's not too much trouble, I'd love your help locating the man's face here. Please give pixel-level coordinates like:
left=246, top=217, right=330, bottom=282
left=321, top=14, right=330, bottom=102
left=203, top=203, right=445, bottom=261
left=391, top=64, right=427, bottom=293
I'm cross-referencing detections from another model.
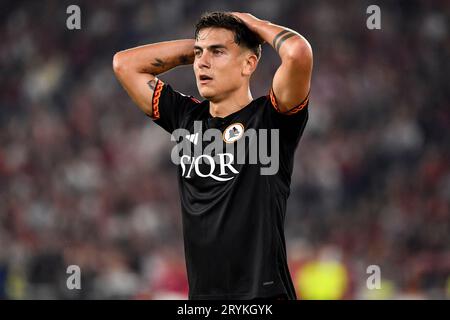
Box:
left=194, top=28, right=250, bottom=102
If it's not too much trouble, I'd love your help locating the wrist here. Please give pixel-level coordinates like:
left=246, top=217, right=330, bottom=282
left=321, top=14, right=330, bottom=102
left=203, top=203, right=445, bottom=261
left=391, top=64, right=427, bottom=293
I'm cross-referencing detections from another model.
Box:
left=249, top=19, right=271, bottom=45
left=247, top=18, right=269, bottom=34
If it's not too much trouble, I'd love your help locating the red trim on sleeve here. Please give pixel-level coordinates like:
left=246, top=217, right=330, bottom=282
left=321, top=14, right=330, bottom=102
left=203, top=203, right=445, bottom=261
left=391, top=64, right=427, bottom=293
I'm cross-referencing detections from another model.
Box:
left=151, top=79, right=164, bottom=120
left=269, top=88, right=309, bottom=115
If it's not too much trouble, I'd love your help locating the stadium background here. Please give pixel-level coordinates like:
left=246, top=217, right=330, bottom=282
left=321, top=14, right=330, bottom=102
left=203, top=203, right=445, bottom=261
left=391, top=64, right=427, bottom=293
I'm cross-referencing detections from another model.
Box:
left=0, top=0, right=449, bottom=299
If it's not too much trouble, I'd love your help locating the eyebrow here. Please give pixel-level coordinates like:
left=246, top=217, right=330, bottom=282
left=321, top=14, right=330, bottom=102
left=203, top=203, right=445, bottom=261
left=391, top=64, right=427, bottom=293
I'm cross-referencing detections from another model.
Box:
left=194, top=44, right=228, bottom=51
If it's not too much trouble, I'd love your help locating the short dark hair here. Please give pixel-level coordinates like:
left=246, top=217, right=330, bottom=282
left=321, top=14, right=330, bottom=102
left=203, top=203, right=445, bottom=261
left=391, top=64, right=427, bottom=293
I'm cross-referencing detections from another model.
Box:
left=194, top=12, right=262, bottom=59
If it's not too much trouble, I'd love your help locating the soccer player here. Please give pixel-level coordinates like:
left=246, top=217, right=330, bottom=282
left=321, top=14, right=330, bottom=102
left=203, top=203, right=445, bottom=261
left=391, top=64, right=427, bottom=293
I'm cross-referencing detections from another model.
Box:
left=113, top=12, right=313, bottom=300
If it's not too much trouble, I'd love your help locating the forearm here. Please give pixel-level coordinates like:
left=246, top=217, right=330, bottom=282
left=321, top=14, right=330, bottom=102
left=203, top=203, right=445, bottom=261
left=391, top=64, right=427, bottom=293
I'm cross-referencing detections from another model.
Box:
left=113, top=39, right=195, bottom=76
left=233, top=12, right=312, bottom=112
left=112, top=39, right=195, bottom=117
left=234, top=13, right=311, bottom=61
left=259, top=22, right=309, bottom=58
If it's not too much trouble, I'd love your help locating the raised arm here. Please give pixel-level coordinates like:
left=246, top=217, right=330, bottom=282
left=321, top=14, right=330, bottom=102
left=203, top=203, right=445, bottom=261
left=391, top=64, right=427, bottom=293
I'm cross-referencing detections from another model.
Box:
left=232, top=13, right=313, bottom=113
left=112, top=40, right=195, bottom=116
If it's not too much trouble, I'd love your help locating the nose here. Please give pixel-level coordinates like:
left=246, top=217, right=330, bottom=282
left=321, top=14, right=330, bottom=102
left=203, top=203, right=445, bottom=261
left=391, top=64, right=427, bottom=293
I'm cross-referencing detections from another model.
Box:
left=196, top=51, right=211, bottom=69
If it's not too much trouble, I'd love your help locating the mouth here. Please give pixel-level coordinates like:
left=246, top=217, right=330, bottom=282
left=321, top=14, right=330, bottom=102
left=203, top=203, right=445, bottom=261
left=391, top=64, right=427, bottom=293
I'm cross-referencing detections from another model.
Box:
left=199, top=75, right=213, bottom=85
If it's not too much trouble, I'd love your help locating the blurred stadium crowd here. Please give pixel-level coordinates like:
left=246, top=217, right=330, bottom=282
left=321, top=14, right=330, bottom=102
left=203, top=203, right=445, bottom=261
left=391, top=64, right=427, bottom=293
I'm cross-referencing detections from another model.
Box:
left=0, top=0, right=449, bottom=299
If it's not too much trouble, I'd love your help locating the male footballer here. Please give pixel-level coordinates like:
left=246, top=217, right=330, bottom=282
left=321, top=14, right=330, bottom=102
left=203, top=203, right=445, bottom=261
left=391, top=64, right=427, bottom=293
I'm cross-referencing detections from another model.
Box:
left=113, top=12, right=313, bottom=300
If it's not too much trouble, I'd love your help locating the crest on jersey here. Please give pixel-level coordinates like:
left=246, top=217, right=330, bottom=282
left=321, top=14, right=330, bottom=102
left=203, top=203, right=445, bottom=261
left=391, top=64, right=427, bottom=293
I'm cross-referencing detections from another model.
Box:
left=223, top=123, right=244, bottom=143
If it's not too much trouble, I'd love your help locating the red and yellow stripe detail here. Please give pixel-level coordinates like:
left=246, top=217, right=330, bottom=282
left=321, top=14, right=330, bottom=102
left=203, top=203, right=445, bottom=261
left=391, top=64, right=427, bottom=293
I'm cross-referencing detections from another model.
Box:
left=269, top=88, right=309, bottom=115
left=151, top=79, right=164, bottom=120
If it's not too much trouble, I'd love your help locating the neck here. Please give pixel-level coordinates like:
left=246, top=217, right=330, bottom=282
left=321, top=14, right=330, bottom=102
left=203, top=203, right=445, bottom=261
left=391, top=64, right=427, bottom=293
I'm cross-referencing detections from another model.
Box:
left=209, top=87, right=253, bottom=118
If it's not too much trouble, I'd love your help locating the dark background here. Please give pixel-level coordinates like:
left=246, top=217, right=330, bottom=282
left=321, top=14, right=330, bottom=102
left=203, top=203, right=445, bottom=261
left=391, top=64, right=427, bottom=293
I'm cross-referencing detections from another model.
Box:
left=0, top=0, right=449, bottom=299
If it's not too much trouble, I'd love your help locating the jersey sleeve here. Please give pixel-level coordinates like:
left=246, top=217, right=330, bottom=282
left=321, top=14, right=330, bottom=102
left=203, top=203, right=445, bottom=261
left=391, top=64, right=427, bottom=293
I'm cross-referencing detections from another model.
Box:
left=267, top=88, right=309, bottom=144
left=148, top=78, right=201, bottom=133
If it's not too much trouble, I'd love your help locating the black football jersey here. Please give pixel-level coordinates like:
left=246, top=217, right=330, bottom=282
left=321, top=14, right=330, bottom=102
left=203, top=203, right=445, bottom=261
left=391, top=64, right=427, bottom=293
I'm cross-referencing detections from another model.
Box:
left=149, top=79, right=309, bottom=299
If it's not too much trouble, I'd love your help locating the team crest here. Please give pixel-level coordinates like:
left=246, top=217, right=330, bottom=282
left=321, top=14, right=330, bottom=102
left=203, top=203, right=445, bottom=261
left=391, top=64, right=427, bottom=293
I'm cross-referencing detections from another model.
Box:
left=223, top=123, right=244, bottom=143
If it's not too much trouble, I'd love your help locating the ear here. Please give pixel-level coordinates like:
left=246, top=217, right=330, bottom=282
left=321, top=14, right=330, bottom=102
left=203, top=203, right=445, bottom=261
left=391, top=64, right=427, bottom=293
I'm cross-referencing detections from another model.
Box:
left=242, top=52, right=259, bottom=77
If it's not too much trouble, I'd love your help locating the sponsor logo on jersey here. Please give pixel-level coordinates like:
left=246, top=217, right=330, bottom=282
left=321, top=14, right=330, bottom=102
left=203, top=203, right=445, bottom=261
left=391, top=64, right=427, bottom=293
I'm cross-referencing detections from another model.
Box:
left=180, top=153, right=239, bottom=182
left=171, top=121, right=280, bottom=180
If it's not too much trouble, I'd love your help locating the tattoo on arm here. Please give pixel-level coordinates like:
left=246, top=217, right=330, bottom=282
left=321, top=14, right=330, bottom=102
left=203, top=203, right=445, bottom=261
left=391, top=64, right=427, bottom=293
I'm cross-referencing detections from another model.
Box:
left=147, top=79, right=156, bottom=91
left=272, top=30, right=289, bottom=47
left=179, top=54, right=190, bottom=65
left=272, top=30, right=296, bottom=53
left=151, top=58, right=166, bottom=69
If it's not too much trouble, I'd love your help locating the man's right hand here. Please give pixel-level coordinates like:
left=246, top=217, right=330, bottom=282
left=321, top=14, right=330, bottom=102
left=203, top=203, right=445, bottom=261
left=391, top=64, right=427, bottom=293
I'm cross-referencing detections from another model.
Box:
left=112, top=39, right=195, bottom=117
